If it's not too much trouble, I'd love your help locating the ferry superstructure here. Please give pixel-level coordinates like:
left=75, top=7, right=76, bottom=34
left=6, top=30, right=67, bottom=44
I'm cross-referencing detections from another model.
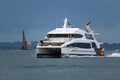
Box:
left=36, top=18, right=104, bottom=58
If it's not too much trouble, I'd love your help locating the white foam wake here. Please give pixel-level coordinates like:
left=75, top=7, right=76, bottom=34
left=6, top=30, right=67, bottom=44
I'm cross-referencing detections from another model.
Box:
left=107, top=53, right=120, bottom=57
left=62, top=52, right=120, bottom=58
left=62, top=55, right=100, bottom=58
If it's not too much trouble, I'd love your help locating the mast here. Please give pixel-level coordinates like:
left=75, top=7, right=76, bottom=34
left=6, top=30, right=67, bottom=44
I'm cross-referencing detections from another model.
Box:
left=85, top=21, right=93, bottom=33
left=63, top=18, right=72, bottom=28
left=21, top=30, right=27, bottom=50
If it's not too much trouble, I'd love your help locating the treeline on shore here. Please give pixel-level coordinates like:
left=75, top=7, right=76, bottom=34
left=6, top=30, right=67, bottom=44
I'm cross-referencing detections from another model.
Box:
left=0, top=41, right=120, bottom=50
left=0, top=41, right=37, bottom=50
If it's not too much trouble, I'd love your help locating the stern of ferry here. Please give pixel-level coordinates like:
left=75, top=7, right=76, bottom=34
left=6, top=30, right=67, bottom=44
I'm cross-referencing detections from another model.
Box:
left=36, top=43, right=62, bottom=58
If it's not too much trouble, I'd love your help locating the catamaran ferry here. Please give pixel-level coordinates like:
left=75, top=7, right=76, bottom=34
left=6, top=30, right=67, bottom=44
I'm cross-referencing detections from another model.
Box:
left=36, top=18, right=104, bottom=58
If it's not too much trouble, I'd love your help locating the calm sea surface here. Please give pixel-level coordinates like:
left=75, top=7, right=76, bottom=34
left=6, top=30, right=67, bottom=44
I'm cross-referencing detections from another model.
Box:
left=0, top=50, right=120, bottom=80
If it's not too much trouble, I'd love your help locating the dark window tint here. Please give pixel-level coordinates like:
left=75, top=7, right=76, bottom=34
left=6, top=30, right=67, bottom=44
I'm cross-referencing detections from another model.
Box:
left=73, top=34, right=83, bottom=38
left=47, top=34, right=69, bottom=37
left=85, top=34, right=94, bottom=40
left=67, top=43, right=91, bottom=49
left=92, top=42, right=97, bottom=48
left=47, top=34, right=83, bottom=38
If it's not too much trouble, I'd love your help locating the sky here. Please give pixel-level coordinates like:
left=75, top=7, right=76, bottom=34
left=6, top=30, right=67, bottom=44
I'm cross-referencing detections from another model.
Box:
left=0, top=0, right=120, bottom=43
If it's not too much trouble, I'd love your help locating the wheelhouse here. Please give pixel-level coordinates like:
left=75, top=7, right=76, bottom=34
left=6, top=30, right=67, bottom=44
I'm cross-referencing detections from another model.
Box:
left=85, top=33, right=94, bottom=40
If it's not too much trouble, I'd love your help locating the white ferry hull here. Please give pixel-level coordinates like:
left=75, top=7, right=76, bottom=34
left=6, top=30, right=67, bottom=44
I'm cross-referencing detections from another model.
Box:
left=36, top=46, right=97, bottom=58
left=61, top=48, right=96, bottom=57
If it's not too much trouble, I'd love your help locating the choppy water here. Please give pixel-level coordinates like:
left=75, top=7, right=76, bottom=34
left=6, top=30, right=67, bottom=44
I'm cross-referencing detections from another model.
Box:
left=0, top=50, right=120, bottom=80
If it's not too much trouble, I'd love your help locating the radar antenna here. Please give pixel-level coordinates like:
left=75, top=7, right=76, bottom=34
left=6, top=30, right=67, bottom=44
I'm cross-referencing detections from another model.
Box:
left=86, top=21, right=91, bottom=25
left=85, top=21, right=93, bottom=33
left=63, top=18, right=71, bottom=28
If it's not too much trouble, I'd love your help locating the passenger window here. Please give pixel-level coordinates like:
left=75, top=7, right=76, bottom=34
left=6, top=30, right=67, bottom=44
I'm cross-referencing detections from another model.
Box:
left=92, top=42, right=97, bottom=48
left=85, top=34, right=94, bottom=40
left=67, top=43, right=91, bottom=49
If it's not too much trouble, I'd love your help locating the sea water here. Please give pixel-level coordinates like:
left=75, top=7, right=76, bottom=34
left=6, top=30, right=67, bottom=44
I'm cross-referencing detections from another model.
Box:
left=0, top=50, right=120, bottom=80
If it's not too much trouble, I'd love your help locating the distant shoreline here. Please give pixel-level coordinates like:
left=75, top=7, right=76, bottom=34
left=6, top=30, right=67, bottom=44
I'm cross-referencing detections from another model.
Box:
left=0, top=41, right=37, bottom=50
left=0, top=41, right=120, bottom=50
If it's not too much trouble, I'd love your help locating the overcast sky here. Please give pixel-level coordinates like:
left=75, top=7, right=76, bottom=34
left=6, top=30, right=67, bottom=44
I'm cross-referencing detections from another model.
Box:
left=0, top=0, right=120, bottom=43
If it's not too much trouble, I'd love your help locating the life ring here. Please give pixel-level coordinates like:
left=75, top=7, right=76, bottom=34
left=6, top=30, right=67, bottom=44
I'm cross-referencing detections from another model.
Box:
left=98, top=48, right=104, bottom=56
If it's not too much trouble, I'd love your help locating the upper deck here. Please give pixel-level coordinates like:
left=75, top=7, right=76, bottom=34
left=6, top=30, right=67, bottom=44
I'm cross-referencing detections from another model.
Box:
left=47, top=18, right=86, bottom=35
left=40, top=18, right=99, bottom=46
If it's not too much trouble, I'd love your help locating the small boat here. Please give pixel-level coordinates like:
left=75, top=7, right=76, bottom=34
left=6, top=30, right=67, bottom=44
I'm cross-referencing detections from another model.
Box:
left=36, top=18, right=104, bottom=58
left=21, top=30, right=27, bottom=50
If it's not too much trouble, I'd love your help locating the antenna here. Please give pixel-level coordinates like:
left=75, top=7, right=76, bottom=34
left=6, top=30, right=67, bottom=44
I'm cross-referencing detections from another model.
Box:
left=63, top=18, right=71, bottom=28
left=85, top=21, right=93, bottom=33
left=86, top=21, right=91, bottom=25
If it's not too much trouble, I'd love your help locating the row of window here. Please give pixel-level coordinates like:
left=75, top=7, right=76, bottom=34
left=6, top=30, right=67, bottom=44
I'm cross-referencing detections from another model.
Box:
left=47, top=33, right=94, bottom=40
left=47, top=34, right=83, bottom=38
left=67, top=42, right=97, bottom=49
